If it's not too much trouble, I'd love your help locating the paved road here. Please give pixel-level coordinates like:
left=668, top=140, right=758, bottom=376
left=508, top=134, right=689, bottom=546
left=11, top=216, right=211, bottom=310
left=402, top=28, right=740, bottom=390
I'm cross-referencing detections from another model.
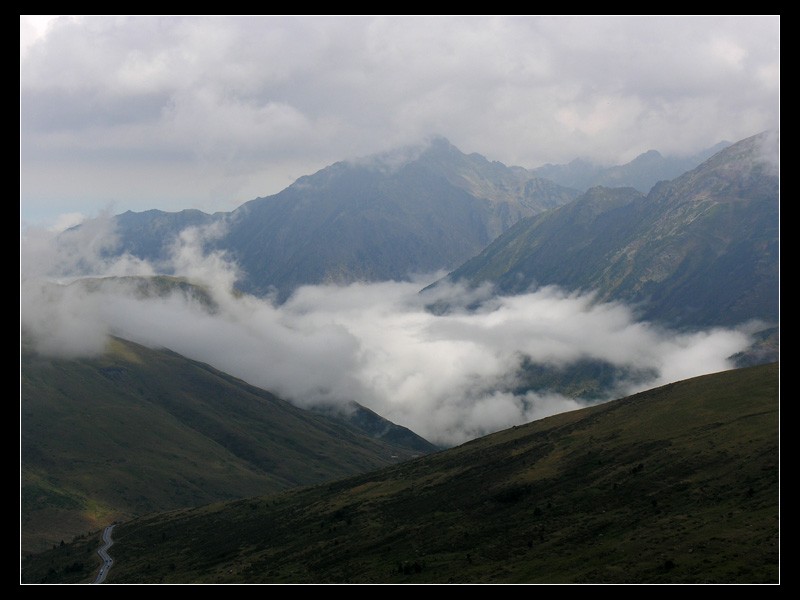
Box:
left=93, top=525, right=116, bottom=584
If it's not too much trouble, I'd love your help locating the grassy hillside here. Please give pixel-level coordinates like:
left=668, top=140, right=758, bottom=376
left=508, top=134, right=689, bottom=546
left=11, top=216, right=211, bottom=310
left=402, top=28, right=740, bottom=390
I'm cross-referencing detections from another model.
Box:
left=25, top=363, right=777, bottom=583
left=21, top=336, right=433, bottom=554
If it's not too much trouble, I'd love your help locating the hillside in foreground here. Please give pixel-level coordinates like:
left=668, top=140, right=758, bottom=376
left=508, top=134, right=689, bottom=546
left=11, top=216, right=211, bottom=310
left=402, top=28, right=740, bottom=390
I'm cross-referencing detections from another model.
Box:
left=24, top=363, right=778, bottom=583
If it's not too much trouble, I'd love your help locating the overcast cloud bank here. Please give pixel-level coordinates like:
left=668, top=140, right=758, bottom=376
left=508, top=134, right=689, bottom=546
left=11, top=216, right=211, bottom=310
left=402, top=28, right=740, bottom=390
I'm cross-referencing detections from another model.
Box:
left=20, top=15, right=779, bottom=225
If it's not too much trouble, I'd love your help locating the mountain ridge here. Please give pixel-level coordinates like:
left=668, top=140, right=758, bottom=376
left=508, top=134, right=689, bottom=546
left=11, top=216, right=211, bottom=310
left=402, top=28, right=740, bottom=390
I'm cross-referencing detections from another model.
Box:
left=531, top=140, right=732, bottom=193
left=441, top=131, right=778, bottom=333
left=79, top=135, right=734, bottom=302
left=20, top=334, right=436, bottom=554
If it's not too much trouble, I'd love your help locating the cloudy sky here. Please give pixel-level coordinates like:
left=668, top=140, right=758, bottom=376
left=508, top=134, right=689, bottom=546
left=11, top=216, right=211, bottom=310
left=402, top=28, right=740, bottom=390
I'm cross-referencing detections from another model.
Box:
left=20, top=15, right=779, bottom=228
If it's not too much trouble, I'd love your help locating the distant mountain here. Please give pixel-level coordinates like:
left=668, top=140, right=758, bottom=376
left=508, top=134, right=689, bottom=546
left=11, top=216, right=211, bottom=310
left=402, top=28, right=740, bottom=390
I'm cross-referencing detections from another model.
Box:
left=441, top=132, right=778, bottom=333
left=104, top=138, right=578, bottom=300
left=109, top=209, right=216, bottom=265
left=531, top=141, right=731, bottom=193
left=24, top=363, right=777, bottom=583
left=20, top=334, right=436, bottom=554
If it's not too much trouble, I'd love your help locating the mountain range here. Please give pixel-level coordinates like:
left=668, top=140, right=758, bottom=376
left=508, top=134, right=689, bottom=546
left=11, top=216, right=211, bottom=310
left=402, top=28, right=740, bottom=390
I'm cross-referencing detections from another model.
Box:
left=95, top=133, right=776, bottom=339
left=101, top=137, right=737, bottom=303
left=439, top=132, right=778, bottom=333
left=109, top=137, right=579, bottom=300
left=530, top=141, right=731, bottom=193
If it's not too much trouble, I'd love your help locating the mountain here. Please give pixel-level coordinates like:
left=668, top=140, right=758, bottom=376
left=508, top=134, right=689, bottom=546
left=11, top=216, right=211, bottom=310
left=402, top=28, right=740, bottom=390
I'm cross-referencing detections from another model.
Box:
left=72, top=274, right=220, bottom=311
left=104, top=138, right=578, bottom=300
left=531, top=141, right=732, bottom=193
left=20, top=335, right=436, bottom=554
left=315, top=402, right=442, bottom=455
left=28, top=274, right=437, bottom=451
left=109, top=208, right=217, bottom=265
left=23, top=363, right=778, bottom=583
left=440, top=132, right=779, bottom=333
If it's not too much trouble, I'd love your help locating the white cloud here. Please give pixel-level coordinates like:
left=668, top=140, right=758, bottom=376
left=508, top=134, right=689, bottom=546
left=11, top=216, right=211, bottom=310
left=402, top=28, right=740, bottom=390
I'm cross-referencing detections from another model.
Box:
left=20, top=213, right=154, bottom=281
left=20, top=226, right=756, bottom=446
left=19, top=15, right=62, bottom=58
left=47, top=212, right=87, bottom=233
left=709, top=37, right=747, bottom=70
left=20, top=278, right=111, bottom=357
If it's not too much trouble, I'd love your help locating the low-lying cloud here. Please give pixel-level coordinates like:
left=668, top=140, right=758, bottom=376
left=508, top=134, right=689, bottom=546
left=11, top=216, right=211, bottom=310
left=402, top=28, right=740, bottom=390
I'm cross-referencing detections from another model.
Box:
left=20, top=221, right=757, bottom=446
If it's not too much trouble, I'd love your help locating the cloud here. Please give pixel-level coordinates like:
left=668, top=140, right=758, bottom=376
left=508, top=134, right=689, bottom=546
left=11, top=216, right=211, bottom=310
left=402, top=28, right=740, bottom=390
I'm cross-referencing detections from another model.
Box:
left=20, top=225, right=756, bottom=446
left=20, top=279, right=111, bottom=357
left=754, top=129, right=780, bottom=176
left=19, top=15, right=64, bottom=58
left=20, top=16, right=779, bottom=225
left=20, top=212, right=154, bottom=281
left=47, top=212, right=88, bottom=232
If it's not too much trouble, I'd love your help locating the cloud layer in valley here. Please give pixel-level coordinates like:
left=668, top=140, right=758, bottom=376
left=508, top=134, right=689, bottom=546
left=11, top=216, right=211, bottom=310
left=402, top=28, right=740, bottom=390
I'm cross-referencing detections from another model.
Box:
left=20, top=222, right=757, bottom=446
left=20, top=15, right=779, bottom=226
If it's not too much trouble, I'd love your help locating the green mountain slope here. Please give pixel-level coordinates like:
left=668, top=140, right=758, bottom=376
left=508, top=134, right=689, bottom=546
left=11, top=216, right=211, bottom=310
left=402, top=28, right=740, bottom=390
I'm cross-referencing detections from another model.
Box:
left=443, top=132, right=779, bottom=331
left=20, top=336, right=435, bottom=554
left=26, top=363, right=777, bottom=583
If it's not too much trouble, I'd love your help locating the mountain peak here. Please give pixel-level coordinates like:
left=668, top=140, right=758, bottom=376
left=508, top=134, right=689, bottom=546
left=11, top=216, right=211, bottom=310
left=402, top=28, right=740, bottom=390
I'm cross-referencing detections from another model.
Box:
left=676, top=129, right=779, bottom=184
left=334, top=136, right=463, bottom=176
left=426, top=134, right=455, bottom=150
left=633, top=149, right=663, bottom=161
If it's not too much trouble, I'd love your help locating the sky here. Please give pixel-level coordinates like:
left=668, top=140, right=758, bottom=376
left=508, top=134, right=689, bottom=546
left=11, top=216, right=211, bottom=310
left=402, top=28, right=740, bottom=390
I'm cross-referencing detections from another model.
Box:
left=20, top=219, right=757, bottom=446
left=20, top=15, right=780, bottom=228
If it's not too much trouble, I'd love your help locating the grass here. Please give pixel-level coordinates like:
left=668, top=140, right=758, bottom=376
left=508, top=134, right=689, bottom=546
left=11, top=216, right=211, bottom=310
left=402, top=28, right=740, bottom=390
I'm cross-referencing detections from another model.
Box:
left=21, top=335, right=432, bottom=554
left=23, top=362, right=777, bottom=583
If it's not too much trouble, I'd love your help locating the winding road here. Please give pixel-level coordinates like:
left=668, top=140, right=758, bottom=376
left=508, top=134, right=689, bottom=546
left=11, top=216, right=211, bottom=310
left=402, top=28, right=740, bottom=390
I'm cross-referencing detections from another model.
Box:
left=93, top=525, right=116, bottom=584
